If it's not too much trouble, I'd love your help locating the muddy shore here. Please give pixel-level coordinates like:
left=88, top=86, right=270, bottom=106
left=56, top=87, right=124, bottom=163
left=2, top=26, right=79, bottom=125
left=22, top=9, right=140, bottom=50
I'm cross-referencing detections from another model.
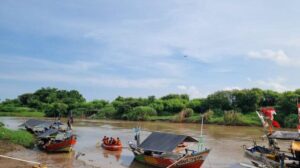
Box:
left=0, top=140, right=33, bottom=168
left=0, top=140, right=95, bottom=168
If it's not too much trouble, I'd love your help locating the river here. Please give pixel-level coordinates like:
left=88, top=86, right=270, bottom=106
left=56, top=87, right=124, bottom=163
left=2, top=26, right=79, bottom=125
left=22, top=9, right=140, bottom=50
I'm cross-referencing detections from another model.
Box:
left=0, top=117, right=289, bottom=168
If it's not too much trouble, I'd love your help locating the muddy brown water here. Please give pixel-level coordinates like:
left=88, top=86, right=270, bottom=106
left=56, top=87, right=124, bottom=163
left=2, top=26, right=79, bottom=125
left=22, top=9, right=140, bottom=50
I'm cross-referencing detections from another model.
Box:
left=0, top=117, right=293, bottom=168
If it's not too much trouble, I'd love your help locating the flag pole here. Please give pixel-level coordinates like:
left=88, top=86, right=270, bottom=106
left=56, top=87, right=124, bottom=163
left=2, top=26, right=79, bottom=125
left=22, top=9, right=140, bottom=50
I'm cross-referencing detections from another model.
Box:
left=297, top=97, right=300, bottom=134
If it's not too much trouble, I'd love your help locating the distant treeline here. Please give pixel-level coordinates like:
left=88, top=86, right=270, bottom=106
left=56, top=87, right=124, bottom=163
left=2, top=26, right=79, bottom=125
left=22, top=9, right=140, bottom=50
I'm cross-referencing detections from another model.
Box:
left=0, top=87, right=300, bottom=127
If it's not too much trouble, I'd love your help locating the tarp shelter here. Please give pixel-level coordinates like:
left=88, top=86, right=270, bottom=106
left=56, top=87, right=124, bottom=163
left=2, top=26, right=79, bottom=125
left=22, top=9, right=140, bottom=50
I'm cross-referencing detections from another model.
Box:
left=269, top=131, right=300, bottom=140
left=138, top=132, right=198, bottom=153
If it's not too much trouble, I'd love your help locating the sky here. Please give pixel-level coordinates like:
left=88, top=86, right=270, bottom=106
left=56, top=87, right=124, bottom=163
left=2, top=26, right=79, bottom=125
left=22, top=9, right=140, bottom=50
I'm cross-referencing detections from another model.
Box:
left=0, top=0, right=300, bottom=101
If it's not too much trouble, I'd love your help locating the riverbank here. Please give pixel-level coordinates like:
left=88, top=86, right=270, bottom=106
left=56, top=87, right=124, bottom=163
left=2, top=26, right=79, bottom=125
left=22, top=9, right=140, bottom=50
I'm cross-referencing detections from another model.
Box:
left=0, top=123, right=35, bottom=148
left=0, top=111, right=44, bottom=117
left=0, top=110, right=262, bottom=127
left=146, top=112, right=261, bottom=126
left=0, top=140, right=34, bottom=168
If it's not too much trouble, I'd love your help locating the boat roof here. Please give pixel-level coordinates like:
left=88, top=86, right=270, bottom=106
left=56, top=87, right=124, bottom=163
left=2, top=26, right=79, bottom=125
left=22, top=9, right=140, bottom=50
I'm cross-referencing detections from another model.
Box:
left=38, top=129, right=59, bottom=138
left=269, top=131, right=300, bottom=140
left=138, top=132, right=198, bottom=153
left=22, top=119, right=63, bottom=128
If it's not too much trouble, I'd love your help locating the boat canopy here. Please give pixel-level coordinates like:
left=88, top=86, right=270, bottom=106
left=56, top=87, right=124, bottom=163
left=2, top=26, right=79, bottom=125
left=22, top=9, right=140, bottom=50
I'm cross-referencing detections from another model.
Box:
left=138, top=132, right=198, bottom=153
left=269, top=131, right=300, bottom=140
left=21, top=119, right=62, bottom=129
left=38, top=129, right=59, bottom=138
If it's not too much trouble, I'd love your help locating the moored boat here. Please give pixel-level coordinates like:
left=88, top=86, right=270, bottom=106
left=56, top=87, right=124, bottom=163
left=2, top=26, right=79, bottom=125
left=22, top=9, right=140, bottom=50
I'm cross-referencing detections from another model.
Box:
left=244, top=106, right=300, bottom=167
left=38, top=129, right=77, bottom=152
left=129, top=131, right=210, bottom=168
left=43, top=135, right=77, bottom=152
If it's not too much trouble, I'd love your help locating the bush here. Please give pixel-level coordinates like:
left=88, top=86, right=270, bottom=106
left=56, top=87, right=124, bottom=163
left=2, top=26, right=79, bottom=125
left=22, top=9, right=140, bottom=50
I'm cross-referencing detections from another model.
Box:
left=224, top=111, right=243, bottom=125
left=173, top=108, right=194, bottom=122
left=284, top=114, right=298, bottom=128
left=203, top=110, right=214, bottom=122
left=0, top=122, right=4, bottom=127
left=127, top=106, right=157, bottom=121
left=96, top=105, right=117, bottom=119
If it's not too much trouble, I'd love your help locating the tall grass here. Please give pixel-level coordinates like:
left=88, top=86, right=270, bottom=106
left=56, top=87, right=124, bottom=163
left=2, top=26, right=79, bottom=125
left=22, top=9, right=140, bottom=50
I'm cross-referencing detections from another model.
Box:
left=0, top=111, right=44, bottom=117
left=0, top=126, right=35, bottom=148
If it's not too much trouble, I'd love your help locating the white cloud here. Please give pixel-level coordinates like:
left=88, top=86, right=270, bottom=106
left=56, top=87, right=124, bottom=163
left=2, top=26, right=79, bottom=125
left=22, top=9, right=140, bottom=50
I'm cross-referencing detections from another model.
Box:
left=177, top=85, right=202, bottom=98
left=223, top=86, right=241, bottom=91
left=0, top=56, right=173, bottom=89
left=250, top=77, right=289, bottom=92
left=247, top=49, right=297, bottom=66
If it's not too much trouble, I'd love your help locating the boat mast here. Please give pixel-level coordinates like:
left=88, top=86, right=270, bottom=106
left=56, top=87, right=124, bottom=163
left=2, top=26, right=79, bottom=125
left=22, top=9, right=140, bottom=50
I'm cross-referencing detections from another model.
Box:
left=198, top=114, right=204, bottom=152
left=297, top=98, right=300, bottom=134
left=133, top=127, right=141, bottom=146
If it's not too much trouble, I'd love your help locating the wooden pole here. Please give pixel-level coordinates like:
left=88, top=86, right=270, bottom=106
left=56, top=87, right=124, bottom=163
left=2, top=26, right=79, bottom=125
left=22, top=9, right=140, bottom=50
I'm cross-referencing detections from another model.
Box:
left=166, top=154, right=189, bottom=168
left=0, top=155, right=46, bottom=167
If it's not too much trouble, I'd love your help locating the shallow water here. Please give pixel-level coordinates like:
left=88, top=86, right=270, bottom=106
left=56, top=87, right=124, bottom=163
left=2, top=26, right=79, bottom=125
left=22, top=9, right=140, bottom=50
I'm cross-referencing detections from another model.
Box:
left=0, top=117, right=292, bottom=168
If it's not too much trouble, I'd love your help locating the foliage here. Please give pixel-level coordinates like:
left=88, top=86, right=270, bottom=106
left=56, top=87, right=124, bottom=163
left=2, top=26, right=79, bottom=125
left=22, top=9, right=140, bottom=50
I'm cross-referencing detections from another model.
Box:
left=96, top=104, right=117, bottom=119
left=0, top=111, right=44, bottom=117
left=0, top=127, right=35, bottom=148
left=223, top=111, right=243, bottom=125
left=284, top=114, right=298, bottom=128
left=1, top=87, right=300, bottom=127
left=174, top=108, right=194, bottom=122
left=203, top=110, right=214, bottom=122
left=126, top=106, right=157, bottom=121
left=44, top=103, right=68, bottom=117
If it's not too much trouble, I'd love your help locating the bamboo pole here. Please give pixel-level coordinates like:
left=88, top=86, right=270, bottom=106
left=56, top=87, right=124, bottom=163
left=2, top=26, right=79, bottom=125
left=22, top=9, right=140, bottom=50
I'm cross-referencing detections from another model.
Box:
left=0, top=155, right=46, bottom=168
left=166, top=154, right=189, bottom=168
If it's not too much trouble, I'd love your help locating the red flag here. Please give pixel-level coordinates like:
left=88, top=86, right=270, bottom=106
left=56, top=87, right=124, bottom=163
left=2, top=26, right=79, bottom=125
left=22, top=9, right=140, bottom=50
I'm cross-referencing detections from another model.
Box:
left=272, top=120, right=280, bottom=128
left=261, top=107, right=276, bottom=120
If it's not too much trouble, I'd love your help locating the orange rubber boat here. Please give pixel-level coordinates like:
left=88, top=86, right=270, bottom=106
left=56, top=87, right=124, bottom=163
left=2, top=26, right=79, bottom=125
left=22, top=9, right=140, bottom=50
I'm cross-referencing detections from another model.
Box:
left=101, top=143, right=122, bottom=151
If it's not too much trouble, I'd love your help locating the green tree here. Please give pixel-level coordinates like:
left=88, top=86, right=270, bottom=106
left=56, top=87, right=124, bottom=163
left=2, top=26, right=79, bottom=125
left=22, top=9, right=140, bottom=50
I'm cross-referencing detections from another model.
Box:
left=187, top=99, right=203, bottom=113
left=126, top=106, right=157, bottom=121
left=44, top=103, right=68, bottom=117
left=163, top=99, right=185, bottom=114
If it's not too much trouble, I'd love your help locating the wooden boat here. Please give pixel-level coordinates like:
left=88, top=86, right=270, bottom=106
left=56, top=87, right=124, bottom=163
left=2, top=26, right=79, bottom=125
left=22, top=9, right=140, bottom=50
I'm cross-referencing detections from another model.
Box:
left=244, top=145, right=281, bottom=167
left=38, top=129, right=77, bottom=152
left=129, top=131, right=210, bottom=168
left=43, top=135, right=77, bottom=152
left=244, top=107, right=300, bottom=167
left=101, top=143, right=122, bottom=151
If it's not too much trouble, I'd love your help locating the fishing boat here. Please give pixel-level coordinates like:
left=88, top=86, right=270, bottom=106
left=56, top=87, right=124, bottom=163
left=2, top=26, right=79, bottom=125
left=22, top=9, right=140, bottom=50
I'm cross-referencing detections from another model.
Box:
left=38, top=129, right=77, bottom=152
left=101, top=143, right=122, bottom=151
left=244, top=107, right=300, bottom=168
left=129, top=128, right=210, bottom=168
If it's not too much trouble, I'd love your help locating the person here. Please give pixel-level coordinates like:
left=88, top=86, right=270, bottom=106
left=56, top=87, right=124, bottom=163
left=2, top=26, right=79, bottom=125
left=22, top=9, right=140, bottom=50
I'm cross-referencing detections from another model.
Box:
left=111, top=137, right=116, bottom=145
left=102, top=136, right=107, bottom=144
left=109, top=137, right=113, bottom=145
left=67, top=118, right=72, bottom=130
left=116, top=137, right=121, bottom=145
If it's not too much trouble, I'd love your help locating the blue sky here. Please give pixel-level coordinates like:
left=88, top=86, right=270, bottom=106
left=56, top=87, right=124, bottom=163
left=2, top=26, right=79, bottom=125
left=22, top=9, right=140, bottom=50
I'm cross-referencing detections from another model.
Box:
left=1, top=0, right=300, bottom=101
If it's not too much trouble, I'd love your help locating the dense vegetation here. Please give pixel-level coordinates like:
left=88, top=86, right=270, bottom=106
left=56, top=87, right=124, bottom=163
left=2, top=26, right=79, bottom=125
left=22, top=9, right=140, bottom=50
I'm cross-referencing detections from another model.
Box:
left=0, top=122, right=35, bottom=148
left=1, top=87, right=300, bottom=127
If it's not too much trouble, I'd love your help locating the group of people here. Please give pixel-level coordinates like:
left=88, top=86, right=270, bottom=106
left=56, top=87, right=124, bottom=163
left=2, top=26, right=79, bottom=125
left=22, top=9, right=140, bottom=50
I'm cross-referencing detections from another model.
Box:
left=102, top=136, right=122, bottom=145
